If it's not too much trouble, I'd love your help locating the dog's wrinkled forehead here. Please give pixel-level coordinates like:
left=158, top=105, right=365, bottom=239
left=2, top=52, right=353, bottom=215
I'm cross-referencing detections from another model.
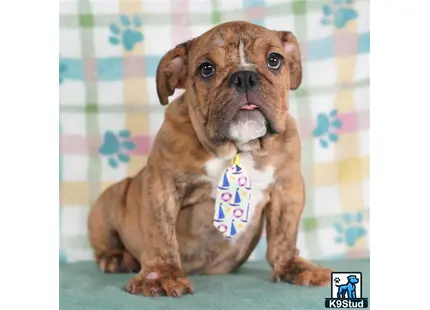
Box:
left=190, top=22, right=282, bottom=66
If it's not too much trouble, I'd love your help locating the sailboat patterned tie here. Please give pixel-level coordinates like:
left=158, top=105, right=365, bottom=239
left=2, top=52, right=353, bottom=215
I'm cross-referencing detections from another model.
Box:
left=213, top=154, right=252, bottom=240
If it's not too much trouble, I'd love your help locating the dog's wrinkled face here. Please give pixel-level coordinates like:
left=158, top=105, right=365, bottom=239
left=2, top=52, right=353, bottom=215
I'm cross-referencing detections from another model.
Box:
left=156, top=21, right=302, bottom=152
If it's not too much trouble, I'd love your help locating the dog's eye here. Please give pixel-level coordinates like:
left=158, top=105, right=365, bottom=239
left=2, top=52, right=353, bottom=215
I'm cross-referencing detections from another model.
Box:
left=267, top=53, right=283, bottom=70
left=199, top=62, right=215, bottom=78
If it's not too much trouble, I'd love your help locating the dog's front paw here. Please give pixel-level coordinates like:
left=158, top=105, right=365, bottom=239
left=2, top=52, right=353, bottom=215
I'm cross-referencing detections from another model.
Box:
left=272, top=257, right=332, bottom=287
left=126, top=264, right=194, bottom=298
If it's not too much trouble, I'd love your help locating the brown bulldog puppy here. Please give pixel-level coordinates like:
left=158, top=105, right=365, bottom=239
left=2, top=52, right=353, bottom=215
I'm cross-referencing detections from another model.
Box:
left=88, top=21, right=331, bottom=298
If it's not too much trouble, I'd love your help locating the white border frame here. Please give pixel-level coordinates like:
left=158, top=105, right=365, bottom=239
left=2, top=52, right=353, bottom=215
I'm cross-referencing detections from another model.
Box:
left=0, top=0, right=58, bottom=309
left=371, top=0, right=430, bottom=308
left=0, top=0, right=429, bottom=309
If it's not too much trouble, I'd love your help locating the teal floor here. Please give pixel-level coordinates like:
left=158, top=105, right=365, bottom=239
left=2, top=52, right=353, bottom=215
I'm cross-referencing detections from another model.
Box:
left=60, top=258, right=369, bottom=310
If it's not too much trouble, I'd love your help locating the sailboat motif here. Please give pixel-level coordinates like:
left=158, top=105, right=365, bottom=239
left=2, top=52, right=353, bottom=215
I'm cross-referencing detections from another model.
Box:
left=217, top=172, right=230, bottom=190
left=213, top=202, right=226, bottom=222
left=230, top=221, right=237, bottom=237
left=232, top=164, right=243, bottom=175
left=229, top=189, right=241, bottom=206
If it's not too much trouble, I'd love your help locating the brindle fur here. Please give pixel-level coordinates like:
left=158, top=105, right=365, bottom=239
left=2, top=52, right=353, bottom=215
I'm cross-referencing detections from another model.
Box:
left=88, top=21, right=331, bottom=298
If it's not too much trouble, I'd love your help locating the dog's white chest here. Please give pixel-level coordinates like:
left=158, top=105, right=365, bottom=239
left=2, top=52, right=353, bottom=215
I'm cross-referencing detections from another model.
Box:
left=202, top=153, right=275, bottom=240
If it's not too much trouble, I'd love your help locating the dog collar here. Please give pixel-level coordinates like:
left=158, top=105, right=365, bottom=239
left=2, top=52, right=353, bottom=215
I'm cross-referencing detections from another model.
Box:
left=213, top=153, right=252, bottom=240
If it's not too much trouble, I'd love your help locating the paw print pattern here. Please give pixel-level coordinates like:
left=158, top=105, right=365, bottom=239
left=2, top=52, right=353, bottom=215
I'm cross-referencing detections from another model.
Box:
left=312, top=109, right=343, bottom=148
left=99, top=129, right=136, bottom=168
left=109, top=15, right=144, bottom=51
left=59, top=60, right=67, bottom=85
left=333, top=212, right=366, bottom=247
left=321, top=0, right=358, bottom=29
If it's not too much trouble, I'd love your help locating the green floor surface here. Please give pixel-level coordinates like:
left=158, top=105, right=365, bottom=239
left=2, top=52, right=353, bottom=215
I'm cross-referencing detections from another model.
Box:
left=60, top=258, right=369, bottom=310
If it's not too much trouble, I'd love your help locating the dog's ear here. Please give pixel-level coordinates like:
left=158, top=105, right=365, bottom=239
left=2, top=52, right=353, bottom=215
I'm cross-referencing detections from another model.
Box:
left=276, top=31, right=302, bottom=90
left=156, top=40, right=194, bottom=105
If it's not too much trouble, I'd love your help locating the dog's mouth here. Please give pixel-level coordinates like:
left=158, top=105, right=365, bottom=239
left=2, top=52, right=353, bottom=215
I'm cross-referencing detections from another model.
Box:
left=239, top=104, right=258, bottom=111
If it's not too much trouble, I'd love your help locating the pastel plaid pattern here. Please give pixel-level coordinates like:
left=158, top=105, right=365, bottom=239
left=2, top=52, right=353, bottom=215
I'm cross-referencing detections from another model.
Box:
left=60, top=0, right=369, bottom=263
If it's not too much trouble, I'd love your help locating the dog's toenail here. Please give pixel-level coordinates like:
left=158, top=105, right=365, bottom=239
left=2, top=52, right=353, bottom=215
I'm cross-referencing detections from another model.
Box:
left=187, top=287, right=194, bottom=295
left=172, top=290, right=180, bottom=298
left=149, top=288, right=157, bottom=298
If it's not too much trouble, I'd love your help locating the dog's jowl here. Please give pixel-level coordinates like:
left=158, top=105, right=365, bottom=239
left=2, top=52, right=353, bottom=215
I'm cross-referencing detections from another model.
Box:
left=88, top=21, right=331, bottom=298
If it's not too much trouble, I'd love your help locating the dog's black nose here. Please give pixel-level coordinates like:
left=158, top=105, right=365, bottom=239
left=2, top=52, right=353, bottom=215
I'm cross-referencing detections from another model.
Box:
left=229, top=71, right=259, bottom=92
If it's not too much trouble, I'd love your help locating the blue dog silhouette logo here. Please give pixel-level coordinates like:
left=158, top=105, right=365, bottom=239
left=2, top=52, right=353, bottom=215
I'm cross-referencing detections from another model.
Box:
left=325, top=272, right=368, bottom=308
left=334, top=275, right=359, bottom=299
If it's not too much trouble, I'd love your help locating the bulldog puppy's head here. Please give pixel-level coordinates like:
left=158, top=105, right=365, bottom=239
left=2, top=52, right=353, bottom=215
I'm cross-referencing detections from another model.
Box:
left=156, top=21, right=302, bottom=154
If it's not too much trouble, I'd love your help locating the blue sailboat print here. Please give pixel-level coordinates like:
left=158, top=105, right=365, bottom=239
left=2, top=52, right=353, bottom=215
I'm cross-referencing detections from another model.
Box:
left=217, top=172, right=230, bottom=190
left=230, top=221, right=237, bottom=236
left=214, top=203, right=226, bottom=222
left=232, top=165, right=243, bottom=175
left=229, top=189, right=241, bottom=206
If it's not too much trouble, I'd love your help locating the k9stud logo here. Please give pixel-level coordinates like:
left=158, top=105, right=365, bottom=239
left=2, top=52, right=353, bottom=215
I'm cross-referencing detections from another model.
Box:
left=325, top=272, right=368, bottom=308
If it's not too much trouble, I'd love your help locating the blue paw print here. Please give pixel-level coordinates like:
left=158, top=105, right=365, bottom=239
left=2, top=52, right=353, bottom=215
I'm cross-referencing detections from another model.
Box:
left=312, top=109, right=343, bottom=148
left=109, top=15, right=143, bottom=51
left=99, top=129, right=136, bottom=168
left=321, top=0, right=358, bottom=29
left=59, top=61, right=67, bottom=85
left=333, top=212, right=366, bottom=247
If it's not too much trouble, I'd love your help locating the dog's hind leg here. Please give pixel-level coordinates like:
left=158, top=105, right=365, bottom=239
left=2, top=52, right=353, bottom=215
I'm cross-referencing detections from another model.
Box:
left=92, top=235, right=140, bottom=273
left=88, top=178, right=140, bottom=273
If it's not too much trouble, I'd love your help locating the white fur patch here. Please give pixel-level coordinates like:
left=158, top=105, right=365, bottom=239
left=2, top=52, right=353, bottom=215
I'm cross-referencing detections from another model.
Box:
left=236, top=143, right=253, bottom=152
left=214, top=36, right=224, bottom=46
left=202, top=153, right=275, bottom=241
left=238, top=40, right=255, bottom=70
left=228, top=120, right=267, bottom=144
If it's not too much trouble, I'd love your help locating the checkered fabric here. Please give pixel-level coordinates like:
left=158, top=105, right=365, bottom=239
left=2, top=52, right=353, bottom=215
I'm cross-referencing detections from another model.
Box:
left=60, top=0, right=370, bottom=263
